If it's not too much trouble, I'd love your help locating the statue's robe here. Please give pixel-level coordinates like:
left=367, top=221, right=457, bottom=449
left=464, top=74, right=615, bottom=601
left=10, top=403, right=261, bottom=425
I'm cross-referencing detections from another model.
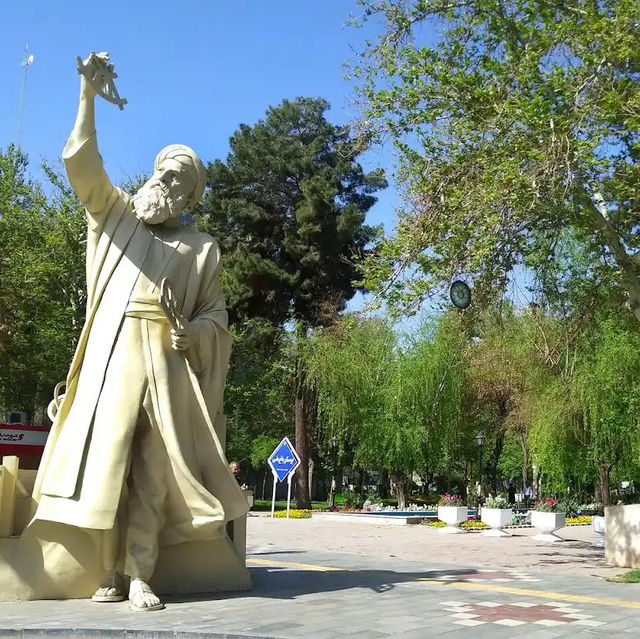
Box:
left=31, top=134, right=248, bottom=547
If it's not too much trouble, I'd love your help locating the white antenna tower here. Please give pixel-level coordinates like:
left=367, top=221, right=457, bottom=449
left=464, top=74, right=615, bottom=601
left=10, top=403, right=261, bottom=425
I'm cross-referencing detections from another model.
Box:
left=17, top=42, right=35, bottom=147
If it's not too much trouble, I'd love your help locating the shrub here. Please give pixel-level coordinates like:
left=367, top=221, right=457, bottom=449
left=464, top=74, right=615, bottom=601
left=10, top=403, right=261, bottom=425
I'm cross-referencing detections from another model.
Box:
left=438, top=493, right=465, bottom=507
left=557, top=496, right=580, bottom=517
left=534, top=497, right=559, bottom=513
left=343, top=488, right=363, bottom=510
left=484, top=494, right=509, bottom=509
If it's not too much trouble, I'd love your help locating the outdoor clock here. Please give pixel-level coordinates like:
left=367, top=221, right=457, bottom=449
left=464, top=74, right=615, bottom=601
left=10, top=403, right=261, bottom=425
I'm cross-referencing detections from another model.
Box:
left=449, top=280, right=471, bottom=309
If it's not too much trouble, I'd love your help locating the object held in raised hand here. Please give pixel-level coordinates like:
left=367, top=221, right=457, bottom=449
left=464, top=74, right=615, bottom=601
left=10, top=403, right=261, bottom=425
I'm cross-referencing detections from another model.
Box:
left=158, top=278, right=186, bottom=332
left=76, top=52, right=128, bottom=110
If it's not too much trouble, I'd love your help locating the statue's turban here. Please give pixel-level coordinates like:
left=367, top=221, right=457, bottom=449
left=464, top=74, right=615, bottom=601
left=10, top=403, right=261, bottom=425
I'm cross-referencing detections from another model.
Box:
left=154, top=144, right=206, bottom=209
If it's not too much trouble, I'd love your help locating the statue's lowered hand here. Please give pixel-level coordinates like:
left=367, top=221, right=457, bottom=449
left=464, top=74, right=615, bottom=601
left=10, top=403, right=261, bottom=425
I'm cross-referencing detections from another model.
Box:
left=171, top=325, right=196, bottom=352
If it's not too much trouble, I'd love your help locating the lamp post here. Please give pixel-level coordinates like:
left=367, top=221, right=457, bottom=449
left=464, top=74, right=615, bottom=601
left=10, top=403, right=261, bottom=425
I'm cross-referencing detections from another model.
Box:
left=329, top=436, right=339, bottom=511
left=475, top=431, right=484, bottom=502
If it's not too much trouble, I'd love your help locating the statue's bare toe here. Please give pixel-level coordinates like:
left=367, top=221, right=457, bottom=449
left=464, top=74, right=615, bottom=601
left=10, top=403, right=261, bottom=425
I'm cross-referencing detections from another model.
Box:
left=128, top=579, right=165, bottom=612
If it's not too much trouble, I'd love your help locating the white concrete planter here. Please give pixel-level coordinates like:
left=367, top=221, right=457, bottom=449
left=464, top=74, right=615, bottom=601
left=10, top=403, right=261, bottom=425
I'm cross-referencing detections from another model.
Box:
left=437, top=506, right=467, bottom=534
left=605, top=505, right=640, bottom=567
left=592, top=515, right=605, bottom=547
left=531, top=511, right=565, bottom=543
left=481, top=507, right=513, bottom=537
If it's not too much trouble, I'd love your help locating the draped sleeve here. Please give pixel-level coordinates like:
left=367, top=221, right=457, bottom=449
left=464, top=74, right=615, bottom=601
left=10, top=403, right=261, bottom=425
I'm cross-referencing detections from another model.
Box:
left=63, top=132, right=115, bottom=224
left=185, top=239, right=232, bottom=384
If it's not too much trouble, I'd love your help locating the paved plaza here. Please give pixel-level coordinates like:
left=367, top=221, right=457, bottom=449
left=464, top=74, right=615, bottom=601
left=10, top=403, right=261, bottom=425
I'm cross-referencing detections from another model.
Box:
left=1, top=516, right=639, bottom=637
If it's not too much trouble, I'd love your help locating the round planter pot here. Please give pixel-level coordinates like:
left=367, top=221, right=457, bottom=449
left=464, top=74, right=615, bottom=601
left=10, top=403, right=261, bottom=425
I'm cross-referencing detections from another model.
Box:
left=531, top=511, right=565, bottom=543
left=437, top=506, right=468, bottom=534
left=480, top=507, right=513, bottom=537
left=592, top=515, right=605, bottom=547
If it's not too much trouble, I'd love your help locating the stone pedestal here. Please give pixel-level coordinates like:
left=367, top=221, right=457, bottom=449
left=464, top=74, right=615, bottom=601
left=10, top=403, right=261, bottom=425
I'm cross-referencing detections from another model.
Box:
left=0, top=457, right=250, bottom=601
left=0, top=519, right=250, bottom=601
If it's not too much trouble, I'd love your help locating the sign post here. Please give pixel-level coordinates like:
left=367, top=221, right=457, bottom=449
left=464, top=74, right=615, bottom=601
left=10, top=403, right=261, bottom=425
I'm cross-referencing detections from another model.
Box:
left=270, top=469, right=278, bottom=518
left=267, top=437, right=301, bottom=519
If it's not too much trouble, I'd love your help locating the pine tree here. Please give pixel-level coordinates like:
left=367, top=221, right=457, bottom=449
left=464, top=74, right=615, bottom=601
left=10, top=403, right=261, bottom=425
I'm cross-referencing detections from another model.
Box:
left=201, top=97, right=387, bottom=507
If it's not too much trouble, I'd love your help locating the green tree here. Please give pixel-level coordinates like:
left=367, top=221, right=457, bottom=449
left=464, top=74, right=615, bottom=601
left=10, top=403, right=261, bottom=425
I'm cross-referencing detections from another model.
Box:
left=202, top=98, right=387, bottom=507
left=0, top=148, right=86, bottom=419
left=250, top=433, right=281, bottom=500
left=224, top=321, right=294, bottom=466
left=353, top=0, right=640, bottom=318
left=531, top=313, right=640, bottom=505
left=305, top=312, right=468, bottom=507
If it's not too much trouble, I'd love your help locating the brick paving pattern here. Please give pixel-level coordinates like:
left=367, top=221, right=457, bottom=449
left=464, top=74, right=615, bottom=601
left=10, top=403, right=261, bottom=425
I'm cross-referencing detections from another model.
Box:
left=0, top=547, right=636, bottom=637
left=436, top=568, right=541, bottom=583
left=443, top=600, right=606, bottom=627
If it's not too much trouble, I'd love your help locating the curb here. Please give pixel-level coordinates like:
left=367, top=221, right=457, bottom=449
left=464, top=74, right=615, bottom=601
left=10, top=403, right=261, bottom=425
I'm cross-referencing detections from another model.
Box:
left=0, top=631, right=270, bottom=639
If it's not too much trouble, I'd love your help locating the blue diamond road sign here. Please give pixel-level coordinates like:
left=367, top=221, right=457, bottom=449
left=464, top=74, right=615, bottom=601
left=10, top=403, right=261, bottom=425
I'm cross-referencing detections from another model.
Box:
left=268, top=437, right=300, bottom=482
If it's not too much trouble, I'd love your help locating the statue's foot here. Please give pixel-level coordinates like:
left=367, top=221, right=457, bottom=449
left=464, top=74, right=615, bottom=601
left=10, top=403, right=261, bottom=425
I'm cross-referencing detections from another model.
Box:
left=91, top=572, right=126, bottom=602
left=128, top=578, right=165, bottom=611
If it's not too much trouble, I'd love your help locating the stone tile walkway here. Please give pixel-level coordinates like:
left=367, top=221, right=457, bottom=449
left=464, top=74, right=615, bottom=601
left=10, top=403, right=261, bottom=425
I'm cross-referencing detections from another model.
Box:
left=1, top=547, right=639, bottom=638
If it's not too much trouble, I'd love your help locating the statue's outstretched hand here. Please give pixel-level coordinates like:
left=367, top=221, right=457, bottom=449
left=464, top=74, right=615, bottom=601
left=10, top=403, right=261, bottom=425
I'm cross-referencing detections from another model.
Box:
left=78, top=52, right=111, bottom=98
left=76, top=52, right=127, bottom=110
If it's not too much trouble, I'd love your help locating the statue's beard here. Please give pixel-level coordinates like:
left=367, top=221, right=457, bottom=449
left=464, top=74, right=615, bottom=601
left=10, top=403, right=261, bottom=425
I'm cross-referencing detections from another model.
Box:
left=134, top=180, right=181, bottom=224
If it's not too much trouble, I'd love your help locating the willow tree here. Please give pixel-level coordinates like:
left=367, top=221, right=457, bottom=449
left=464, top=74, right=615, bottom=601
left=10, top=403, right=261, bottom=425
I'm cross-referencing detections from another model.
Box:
left=352, top=0, right=640, bottom=317
left=467, top=305, right=573, bottom=492
left=304, top=312, right=468, bottom=507
left=531, top=314, right=640, bottom=504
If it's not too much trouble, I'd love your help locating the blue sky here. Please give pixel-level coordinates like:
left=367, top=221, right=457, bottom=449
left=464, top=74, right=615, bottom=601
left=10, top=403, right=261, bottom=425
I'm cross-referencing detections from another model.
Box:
left=0, top=1, right=398, bottom=230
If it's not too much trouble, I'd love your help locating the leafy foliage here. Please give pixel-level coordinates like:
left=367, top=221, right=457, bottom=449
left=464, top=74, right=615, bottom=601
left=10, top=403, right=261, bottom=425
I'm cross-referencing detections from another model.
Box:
left=0, top=148, right=86, bottom=418
left=304, top=311, right=469, bottom=487
left=201, top=97, right=387, bottom=327
left=353, top=0, right=640, bottom=317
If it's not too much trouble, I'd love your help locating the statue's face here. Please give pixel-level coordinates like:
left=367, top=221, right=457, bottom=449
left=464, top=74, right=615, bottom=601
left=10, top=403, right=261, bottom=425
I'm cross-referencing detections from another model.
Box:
left=134, top=158, right=196, bottom=225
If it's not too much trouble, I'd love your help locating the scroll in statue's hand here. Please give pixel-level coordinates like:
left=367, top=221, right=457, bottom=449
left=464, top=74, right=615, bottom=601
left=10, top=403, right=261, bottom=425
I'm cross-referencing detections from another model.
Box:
left=171, top=324, right=196, bottom=351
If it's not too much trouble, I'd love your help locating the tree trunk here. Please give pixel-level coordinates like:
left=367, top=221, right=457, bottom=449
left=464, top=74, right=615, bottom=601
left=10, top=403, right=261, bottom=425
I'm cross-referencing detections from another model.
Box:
left=391, top=472, right=407, bottom=509
left=379, top=469, right=389, bottom=497
left=294, top=377, right=311, bottom=509
left=308, top=457, right=315, bottom=501
left=520, top=432, right=528, bottom=494
left=597, top=463, right=612, bottom=507
left=487, top=426, right=506, bottom=493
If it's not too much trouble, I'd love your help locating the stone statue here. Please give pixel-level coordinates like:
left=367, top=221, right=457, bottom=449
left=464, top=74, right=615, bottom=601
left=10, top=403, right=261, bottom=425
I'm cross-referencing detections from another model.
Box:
left=28, top=52, right=249, bottom=610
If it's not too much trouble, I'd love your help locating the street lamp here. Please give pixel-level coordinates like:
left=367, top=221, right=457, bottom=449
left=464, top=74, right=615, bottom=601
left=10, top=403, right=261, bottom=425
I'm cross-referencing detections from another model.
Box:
left=475, top=431, right=484, bottom=500
left=329, top=436, right=339, bottom=511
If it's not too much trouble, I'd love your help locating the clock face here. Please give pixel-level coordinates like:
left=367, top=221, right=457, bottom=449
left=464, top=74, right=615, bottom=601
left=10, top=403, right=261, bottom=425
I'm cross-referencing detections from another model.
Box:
left=450, top=280, right=471, bottom=309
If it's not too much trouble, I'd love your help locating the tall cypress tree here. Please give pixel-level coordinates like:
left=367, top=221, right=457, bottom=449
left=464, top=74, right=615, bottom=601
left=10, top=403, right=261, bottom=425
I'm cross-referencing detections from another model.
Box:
left=201, top=97, right=386, bottom=507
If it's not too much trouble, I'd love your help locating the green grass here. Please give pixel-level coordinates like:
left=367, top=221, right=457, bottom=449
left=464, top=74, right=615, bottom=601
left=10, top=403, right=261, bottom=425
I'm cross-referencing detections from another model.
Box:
left=252, top=499, right=329, bottom=512
left=606, top=570, right=640, bottom=583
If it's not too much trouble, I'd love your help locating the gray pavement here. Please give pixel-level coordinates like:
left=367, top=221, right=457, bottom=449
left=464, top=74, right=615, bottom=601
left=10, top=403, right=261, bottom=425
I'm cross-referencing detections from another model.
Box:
left=1, top=547, right=640, bottom=638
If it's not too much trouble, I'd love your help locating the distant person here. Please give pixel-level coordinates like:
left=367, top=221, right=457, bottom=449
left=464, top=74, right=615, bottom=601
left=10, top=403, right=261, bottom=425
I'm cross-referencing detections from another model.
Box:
left=508, top=482, right=515, bottom=505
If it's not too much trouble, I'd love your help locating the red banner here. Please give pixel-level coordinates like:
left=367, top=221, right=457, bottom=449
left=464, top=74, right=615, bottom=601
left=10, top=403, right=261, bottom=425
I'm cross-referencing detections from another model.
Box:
left=0, top=424, right=50, bottom=457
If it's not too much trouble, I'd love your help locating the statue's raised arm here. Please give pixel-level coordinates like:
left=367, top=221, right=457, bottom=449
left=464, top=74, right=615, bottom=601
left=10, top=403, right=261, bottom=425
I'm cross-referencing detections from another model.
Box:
left=62, top=52, right=125, bottom=216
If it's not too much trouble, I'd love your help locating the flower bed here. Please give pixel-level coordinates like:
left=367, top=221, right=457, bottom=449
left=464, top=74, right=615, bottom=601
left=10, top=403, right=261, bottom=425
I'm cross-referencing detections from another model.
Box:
left=427, top=519, right=488, bottom=530
left=273, top=509, right=312, bottom=519
left=427, top=515, right=591, bottom=530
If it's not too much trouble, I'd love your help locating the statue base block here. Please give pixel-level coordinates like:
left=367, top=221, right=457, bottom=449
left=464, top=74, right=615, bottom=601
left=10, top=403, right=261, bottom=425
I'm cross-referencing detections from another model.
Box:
left=0, top=520, right=250, bottom=601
